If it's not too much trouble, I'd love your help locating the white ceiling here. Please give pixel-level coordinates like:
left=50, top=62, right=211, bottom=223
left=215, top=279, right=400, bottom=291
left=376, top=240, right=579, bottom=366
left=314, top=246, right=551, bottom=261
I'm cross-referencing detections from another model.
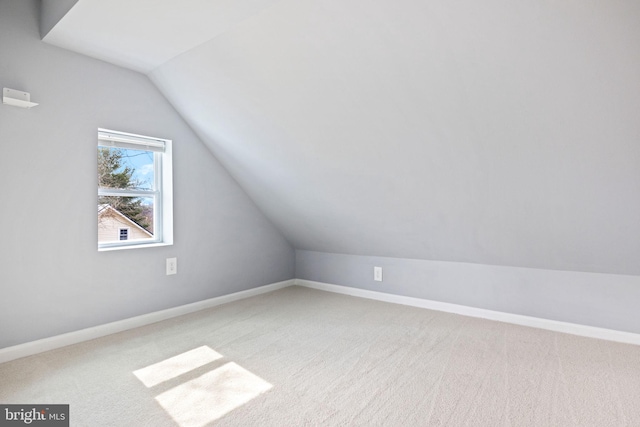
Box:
left=42, top=0, right=279, bottom=72
left=43, top=0, right=640, bottom=275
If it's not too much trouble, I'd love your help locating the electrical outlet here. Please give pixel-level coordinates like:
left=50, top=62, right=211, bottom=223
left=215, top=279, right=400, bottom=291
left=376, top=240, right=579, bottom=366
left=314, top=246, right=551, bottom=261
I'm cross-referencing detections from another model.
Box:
left=374, top=266, right=383, bottom=282
left=166, top=258, right=177, bottom=275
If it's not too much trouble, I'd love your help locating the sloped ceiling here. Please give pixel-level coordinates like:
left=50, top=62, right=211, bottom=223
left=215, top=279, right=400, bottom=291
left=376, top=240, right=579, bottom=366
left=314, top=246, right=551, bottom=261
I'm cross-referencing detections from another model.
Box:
left=43, top=0, right=640, bottom=275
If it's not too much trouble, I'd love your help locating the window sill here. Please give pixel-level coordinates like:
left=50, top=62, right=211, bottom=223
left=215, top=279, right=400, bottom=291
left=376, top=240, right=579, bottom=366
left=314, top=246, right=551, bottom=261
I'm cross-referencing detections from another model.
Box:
left=98, top=242, right=173, bottom=252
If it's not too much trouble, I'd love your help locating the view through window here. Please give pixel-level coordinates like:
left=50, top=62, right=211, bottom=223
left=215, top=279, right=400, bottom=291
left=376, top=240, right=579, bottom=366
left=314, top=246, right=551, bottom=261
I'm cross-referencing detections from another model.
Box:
left=98, top=129, right=172, bottom=249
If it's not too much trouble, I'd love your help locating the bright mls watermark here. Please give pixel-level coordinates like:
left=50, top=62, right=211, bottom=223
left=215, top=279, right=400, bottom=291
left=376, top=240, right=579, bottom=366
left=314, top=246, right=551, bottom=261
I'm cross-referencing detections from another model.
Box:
left=0, top=405, right=68, bottom=426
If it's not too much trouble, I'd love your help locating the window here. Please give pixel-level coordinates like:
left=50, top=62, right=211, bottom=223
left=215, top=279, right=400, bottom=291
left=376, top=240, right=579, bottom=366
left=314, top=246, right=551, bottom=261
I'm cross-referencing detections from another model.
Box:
left=98, top=129, right=173, bottom=250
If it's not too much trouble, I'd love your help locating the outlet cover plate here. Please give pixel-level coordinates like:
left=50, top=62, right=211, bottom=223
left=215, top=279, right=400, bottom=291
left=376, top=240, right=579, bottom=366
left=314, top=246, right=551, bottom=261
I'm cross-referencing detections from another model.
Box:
left=374, top=266, right=383, bottom=282
left=166, top=258, right=177, bottom=275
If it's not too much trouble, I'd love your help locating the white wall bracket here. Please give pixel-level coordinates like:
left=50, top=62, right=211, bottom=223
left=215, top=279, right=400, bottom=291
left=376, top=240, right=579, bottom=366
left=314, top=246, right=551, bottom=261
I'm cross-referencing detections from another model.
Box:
left=3, top=88, right=39, bottom=108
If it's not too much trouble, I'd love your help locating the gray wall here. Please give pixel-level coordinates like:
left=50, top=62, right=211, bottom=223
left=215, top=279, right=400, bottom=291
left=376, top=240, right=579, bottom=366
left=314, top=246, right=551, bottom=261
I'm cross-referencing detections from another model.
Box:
left=0, top=0, right=294, bottom=349
left=296, top=250, right=640, bottom=334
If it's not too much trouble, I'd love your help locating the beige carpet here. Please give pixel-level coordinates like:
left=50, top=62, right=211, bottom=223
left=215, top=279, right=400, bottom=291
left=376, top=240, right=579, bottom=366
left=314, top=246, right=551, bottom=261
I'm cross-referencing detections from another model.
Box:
left=1, top=286, right=639, bottom=426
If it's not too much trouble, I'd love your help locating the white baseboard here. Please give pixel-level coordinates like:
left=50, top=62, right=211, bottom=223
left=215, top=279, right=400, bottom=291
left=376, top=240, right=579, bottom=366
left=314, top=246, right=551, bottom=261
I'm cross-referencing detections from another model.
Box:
left=0, top=279, right=295, bottom=364
left=3, top=276, right=637, bottom=364
left=295, top=279, right=640, bottom=346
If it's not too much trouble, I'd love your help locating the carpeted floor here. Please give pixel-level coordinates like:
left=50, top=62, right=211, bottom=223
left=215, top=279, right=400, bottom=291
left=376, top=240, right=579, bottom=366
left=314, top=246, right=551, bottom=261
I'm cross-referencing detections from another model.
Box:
left=1, top=286, right=639, bottom=426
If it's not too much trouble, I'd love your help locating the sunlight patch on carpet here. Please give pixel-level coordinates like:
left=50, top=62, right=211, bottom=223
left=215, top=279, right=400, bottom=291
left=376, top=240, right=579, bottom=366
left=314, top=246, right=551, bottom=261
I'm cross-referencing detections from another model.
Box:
left=133, top=346, right=223, bottom=388
left=154, top=362, right=273, bottom=427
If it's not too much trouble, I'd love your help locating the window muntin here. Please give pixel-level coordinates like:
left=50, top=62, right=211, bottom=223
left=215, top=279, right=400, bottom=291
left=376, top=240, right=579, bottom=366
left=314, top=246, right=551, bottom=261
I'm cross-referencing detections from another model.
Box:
left=119, top=228, right=129, bottom=241
left=98, top=129, right=172, bottom=250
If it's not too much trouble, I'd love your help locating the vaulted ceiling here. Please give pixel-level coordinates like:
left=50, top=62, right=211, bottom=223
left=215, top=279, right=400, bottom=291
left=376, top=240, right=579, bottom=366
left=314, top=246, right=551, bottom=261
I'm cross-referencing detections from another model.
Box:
left=43, top=0, right=640, bottom=275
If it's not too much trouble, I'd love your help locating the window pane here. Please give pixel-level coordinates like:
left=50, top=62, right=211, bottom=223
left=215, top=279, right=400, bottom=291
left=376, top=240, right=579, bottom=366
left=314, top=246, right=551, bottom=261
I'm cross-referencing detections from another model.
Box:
left=98, top=146, right=155, bottom=191
left=98, top=197, right=154, bottom=243
left=97, top=128, right=171, bottom=250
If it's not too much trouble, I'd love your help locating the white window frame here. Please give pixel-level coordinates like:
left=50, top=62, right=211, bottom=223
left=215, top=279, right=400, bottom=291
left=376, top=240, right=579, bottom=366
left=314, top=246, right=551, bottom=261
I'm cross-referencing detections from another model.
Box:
left=98, top=128, right=173, bottom=251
